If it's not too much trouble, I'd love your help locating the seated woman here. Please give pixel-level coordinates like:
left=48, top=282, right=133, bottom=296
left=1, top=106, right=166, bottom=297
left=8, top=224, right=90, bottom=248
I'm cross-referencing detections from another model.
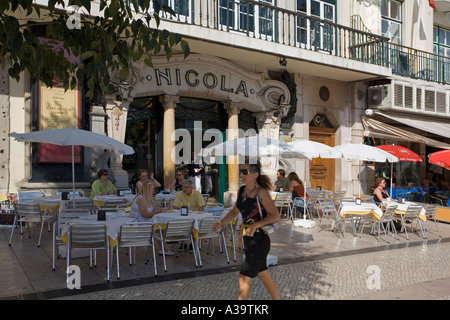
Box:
left=135, top=169, right=162, bottom=194
left=167, top=168, right=186, bottom=192
left=130, top=180, right=167, bottom=222
left=287, top=172, right=306, bottom=199
left=90, top=169, right=117, bottom=198
left=130, top=181, right=172, bottom=255
left=373, top=177, right=391, bottom=204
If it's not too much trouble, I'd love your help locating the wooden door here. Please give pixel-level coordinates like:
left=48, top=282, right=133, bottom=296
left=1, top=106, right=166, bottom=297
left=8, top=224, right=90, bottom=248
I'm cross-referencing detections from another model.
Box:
left=309, top=127, right=335, bottom=192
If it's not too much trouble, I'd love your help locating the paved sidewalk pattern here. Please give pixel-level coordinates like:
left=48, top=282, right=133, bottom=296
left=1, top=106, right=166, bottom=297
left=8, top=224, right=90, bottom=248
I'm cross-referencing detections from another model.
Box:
left=54, top=241, right=450, bottom=300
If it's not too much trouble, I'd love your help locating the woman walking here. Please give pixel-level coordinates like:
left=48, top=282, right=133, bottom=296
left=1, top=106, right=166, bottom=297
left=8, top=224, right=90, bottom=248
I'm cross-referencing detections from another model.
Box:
left=212, top=162, right=281, bottom=300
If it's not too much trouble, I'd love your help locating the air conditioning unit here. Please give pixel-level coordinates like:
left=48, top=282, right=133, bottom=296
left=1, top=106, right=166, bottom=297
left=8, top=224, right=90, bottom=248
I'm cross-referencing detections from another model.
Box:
left=368, top=85, right=391, bottom=109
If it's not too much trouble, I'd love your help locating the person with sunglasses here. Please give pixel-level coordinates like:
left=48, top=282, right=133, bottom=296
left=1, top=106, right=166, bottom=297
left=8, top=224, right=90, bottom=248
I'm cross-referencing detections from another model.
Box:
left=167, top=169, right=186, bottom=192
left=212, top=161, right=281, bottom=300
left=90, top=168, right=117, bottom=198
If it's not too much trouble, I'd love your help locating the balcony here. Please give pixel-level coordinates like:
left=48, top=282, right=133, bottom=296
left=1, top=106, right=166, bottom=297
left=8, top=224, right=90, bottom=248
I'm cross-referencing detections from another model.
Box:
left=151, top=0, right=450, bottom=84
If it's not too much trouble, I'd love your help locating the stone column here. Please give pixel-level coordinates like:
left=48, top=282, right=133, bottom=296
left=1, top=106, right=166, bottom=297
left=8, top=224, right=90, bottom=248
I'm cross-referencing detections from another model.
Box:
left=88, top=105, right=108, bottom=181
left=223, top=102, right=241, bottom=207
left=160, top=95, right=179, bottom=188
left=105, top=96, right=130, bottom=188
left=254, top=111, right=281, bottom=182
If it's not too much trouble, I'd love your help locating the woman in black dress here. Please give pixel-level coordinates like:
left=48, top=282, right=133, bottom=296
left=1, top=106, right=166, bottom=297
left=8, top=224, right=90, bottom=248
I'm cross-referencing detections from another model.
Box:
left=212, top=162, right=281, bottom=300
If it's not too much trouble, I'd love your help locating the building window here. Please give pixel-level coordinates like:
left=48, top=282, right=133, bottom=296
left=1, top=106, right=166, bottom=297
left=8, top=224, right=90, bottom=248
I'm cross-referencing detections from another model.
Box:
left=160, top=0, right=191, bottom=20
left=296, top=0, right=336, bottom=53
left=381, top=0, right=402, bottom=45
left=218, top=0, right=274, bottom=40
left=434, top=26, right=450, bottom=57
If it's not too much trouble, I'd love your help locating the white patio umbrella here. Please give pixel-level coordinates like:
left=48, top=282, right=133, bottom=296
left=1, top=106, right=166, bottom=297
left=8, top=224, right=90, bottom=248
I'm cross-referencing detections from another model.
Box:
left=200, top=135, right=311, bottom=159
left=333, top=143, right=399, bottom=197
left=10, top=128, right=135, bottom=206
left=281, top=139, right=343, bottom=198
left=282, top=140, right=343, bottom=160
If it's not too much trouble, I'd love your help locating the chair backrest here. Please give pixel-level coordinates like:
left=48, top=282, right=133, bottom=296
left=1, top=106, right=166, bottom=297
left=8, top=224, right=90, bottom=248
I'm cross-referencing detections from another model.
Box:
left=317, top=191, right=329, bottom=201
left=163, top=219, right=194, bottom=240
left=382, top=205, right=398, bottom=220
left=68, top=223, right=108, bottom=250
left=118, top=223, right=153, bottom=247
left=425, top=204, right=439, bottom=218
left=403, top=205, right=424, bottom=218
left=103, top=198, right=128, bottom=208
left=14, top=201, right=42, bottom=216
left=17, top=190, right=44, bottom=200
left=274, top=193, right=292, bottom=205
left=67, top=198, right=95, bottom=212
left=57, top=189, right=84, bottom=198
left=198, top=217, right=221, bottom=235
left=59, top=208, right=91, bottom=223
left=319, top=199, right=337, bottom=215
left=98, top=208, right=127, bottom=219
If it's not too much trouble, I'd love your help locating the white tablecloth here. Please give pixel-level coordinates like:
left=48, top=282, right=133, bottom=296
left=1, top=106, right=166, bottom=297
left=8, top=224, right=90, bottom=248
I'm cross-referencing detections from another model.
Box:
left=61, top=216, right=135, bottom=246
left=339, top=201, right=383, bottom=219
left=22, top=195, right=91, bottom=211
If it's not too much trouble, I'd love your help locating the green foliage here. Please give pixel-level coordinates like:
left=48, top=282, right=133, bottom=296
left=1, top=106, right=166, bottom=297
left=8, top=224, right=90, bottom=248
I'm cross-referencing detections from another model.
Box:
left=0, top=0, right=190, bottom=99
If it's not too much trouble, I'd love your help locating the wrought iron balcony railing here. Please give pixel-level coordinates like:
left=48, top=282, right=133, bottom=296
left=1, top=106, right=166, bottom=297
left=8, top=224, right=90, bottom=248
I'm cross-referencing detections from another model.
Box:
left=152, top=0, right=450, bottom=84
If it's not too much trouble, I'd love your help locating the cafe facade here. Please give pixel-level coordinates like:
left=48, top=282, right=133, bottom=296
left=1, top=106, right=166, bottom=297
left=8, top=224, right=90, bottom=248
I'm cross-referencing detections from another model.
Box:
left=2, top=0, right=450, bottom=206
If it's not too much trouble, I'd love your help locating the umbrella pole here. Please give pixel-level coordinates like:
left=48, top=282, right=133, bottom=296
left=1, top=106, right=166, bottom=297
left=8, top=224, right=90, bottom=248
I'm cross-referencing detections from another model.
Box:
left=390, top=163, right=393, bottom=198
left=72, top=145, right=75, bottom=209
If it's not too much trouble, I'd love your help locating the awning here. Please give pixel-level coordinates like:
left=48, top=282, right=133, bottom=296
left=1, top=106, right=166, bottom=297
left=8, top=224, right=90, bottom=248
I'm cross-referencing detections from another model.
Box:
left=374, top=111, right=450, bottom=139
left=362, top=117, right=450, bottom=149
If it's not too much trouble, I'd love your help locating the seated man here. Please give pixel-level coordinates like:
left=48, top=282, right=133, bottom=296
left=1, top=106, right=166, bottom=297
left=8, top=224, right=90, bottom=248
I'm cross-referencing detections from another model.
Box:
left=172, top=179, right=206, bottom=211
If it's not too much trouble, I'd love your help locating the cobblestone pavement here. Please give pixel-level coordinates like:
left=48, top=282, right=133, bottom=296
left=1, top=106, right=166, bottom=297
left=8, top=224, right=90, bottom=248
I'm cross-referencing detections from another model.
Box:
left=54, top=240, right=450, bottom=300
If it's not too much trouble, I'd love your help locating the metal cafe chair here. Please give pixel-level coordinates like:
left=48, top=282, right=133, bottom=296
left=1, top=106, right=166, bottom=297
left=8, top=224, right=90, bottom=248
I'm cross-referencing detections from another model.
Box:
left=9, top=201, right=53, bottom=247
left=115, top=222, right=156, bottom=278
left=67, top=198, right=97, bottom=213
left=423, top=204, right=441, bottom=238
left=152, top=218, right=198, bottom=272
left=394, top=205, right=426, bottom=240
left=52, top=208, right=91, bottom=271
left=318, top=199, right=344, bottom=239
left=66, top=223, right=110, bottom=282
left=103, top=198, right=128, bottom=208
left=222, top=213, right=242, bottom=262
left=360, top=204, right=398, bottom=242
left=274, top=192, right=294, bottom=222
left=196, top=216, right=230, bottom=267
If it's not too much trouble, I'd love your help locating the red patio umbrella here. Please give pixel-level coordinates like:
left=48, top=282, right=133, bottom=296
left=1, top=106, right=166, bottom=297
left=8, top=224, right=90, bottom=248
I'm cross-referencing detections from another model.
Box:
left=428, top=150, right=450, bottom=170
left=376, top=145, right=423, bottom=196
left=376, top=145, right=423, bottom=162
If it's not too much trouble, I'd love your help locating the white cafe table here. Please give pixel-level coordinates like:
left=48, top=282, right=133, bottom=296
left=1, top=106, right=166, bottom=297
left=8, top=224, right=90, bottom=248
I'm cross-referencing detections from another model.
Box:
left=22, top=195, right=91, bottom=211
left=60, top=215, right=136, bottom=248
left=339, top=201, right=384, bottom=237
